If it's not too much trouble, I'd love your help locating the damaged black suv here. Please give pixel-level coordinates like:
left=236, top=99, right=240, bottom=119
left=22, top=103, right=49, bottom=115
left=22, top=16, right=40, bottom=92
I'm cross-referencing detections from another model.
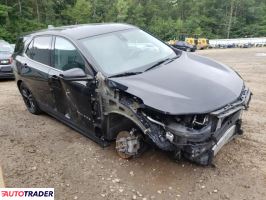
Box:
left=13, top=24, right=251, bottom=165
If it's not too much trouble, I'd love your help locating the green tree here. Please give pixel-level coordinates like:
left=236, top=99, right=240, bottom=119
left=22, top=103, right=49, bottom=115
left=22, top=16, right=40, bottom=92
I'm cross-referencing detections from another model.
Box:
left=0, top=0, right=266, bottom=43
left=63, top=0, right=92, bottom=24
left=127, top=2, right=145, bottom=28
left=116, top=0, right=129, bottom=22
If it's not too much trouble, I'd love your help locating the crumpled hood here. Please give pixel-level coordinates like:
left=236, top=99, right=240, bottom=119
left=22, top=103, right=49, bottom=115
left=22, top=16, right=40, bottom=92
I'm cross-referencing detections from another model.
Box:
left=110, top=52, right=244, bottom=115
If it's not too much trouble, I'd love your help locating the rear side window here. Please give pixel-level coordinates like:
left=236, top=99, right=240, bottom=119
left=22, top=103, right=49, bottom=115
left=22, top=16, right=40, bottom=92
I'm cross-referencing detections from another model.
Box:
left=54, top=37, right=85, bottom=71
left=25, top=40, right=34, bottom=58
left=14, top=37, right=26, bottom=55
left=26, top=36, right=52, bottom=66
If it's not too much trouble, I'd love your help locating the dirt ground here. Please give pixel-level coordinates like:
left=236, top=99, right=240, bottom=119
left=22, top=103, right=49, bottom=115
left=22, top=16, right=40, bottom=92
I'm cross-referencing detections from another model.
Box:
left=0, top=48, right=266, bottom=200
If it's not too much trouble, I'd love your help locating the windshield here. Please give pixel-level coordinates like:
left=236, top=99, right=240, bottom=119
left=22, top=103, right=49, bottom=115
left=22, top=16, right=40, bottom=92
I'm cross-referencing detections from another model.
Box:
left=80, top=29, right=176, bottom=76
left=0, top=42, right=13, bottom=53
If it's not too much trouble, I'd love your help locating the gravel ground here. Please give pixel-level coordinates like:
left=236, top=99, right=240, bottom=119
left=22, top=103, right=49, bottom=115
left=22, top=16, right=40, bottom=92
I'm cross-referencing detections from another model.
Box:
left=0, top=48, right=266, bottom=200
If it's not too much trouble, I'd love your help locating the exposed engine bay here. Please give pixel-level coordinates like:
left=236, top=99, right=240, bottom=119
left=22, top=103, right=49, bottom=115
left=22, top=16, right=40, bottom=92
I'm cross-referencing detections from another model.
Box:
left=94, top=73, right=251, bottom=166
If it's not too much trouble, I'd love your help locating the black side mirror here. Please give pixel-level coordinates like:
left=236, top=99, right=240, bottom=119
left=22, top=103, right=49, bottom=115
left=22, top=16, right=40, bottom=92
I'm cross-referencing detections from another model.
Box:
left=60, top=68, right=93, bottom=81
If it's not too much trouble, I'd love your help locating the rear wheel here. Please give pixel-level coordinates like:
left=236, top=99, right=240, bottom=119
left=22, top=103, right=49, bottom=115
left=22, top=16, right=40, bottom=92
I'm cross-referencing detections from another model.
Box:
left=19, top=83, right=42, bottom=115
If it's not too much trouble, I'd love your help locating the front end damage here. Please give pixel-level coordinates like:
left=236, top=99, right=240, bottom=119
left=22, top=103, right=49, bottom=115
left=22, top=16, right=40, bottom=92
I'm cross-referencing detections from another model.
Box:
left=141, top=86, right=251, bottom=165
left=96, top=73, right=251, bottom=165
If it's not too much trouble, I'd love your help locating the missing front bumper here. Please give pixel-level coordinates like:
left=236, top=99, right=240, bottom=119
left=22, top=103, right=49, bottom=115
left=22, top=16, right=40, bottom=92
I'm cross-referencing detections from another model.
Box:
left=212, top=125, right=236, bottom=156
left=181, top=116, right=242, bottom=165
left=168, top=108, right=244, bottom=165
left=144, top=86, right=251, bottom=165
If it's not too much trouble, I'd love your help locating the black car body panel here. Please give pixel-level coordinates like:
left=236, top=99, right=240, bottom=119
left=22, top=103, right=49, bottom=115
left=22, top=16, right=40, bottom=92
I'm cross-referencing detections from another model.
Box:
left=110, top=52, right=244, bottom=115
left=13, top=23, right=251, bottom=165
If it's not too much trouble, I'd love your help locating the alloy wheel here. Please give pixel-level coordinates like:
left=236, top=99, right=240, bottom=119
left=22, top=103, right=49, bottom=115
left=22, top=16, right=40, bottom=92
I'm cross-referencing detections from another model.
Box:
left=21, top=87, right=36, bottom=113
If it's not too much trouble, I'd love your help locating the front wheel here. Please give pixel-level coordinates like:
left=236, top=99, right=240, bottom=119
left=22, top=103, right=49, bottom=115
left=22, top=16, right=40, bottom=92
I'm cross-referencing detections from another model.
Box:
left=19, top=83, right=42, bottom=115
left=115, top=129, right=145, bottom=159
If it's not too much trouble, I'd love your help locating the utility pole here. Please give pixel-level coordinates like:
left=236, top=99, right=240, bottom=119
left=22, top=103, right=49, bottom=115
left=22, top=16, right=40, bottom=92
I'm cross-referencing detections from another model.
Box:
left=18, top=0, right=22, bottom=15
left=227, top=0, right=234, bottom=39
left=36, top=0, right=40, bottom=22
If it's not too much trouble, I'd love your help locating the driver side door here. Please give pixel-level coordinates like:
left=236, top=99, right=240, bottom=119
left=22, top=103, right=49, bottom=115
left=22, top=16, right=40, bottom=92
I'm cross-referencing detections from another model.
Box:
left=48, top=36, right=97, bottom=134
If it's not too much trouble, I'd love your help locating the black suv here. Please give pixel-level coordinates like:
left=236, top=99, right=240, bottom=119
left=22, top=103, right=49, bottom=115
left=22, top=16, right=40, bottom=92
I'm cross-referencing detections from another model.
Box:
left=13, top=24, right=251, bottom=165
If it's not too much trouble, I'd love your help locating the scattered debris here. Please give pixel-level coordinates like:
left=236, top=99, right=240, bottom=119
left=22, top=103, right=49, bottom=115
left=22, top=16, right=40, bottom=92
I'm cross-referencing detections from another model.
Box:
left=112, top=178, right=120, bottom=183
left=137, top=191, right=142, bottom=197
left=255, top=53, right=266, bottom=57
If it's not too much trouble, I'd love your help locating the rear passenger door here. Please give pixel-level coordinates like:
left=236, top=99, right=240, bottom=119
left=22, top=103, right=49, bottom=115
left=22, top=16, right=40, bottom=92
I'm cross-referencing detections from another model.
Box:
left=22, top=35, right=54, bottom=108
left=48, top=36, right=96, bottom=133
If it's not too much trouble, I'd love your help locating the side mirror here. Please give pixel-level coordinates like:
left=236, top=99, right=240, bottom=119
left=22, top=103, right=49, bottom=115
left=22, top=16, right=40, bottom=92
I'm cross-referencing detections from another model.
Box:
left=60, top=68, right=93, bottom=81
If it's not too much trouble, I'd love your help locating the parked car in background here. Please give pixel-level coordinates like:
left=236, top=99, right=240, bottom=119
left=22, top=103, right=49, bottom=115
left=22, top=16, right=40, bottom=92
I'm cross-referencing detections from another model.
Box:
left=13, top=24, right=251, bottom=165
left=172, top=41, right=196, bottom=52
left=11, top=44, right=16, bottom=51
left=242, top=43, right=252, bottom=48
left=227, top=43, right=236, bottom=48
left=0, top=40, right=15, bottom=79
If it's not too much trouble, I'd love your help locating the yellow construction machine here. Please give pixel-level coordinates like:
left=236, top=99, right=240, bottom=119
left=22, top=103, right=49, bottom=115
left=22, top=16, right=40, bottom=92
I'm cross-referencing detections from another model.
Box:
left=185, top=37, right=209, bottom=50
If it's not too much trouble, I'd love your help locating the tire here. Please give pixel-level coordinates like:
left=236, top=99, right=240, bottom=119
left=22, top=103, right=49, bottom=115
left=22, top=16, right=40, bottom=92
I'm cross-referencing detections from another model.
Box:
left=19, top=82, right=42, bottom=115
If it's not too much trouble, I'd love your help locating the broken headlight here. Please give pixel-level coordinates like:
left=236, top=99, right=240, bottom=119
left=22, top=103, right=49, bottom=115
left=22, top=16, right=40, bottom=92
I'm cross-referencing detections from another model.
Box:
left=175, top=114, right=209, bottom=130
left=143, top=109, right=210, bottom=131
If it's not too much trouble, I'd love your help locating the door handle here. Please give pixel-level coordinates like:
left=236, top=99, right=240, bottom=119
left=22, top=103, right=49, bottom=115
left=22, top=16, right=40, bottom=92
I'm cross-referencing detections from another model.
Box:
left=50, top=75, right=59, bottom=81
left=23, top=63, right=28, bottom=68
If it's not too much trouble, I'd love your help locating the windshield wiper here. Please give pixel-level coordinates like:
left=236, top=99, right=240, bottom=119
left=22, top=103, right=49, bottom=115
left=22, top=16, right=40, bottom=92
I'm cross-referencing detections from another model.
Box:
left=109, top=71, right=142, bottom=78
left=108, top=56, right=179, bottom=78
left=145, top=56, right=179, bottom=72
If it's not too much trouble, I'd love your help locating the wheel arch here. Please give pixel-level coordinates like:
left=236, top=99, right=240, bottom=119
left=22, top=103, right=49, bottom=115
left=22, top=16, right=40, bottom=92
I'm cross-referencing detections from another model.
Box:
left=103, top=111, right=147, bottom=141
left=17, top=80, right=23, bottom=90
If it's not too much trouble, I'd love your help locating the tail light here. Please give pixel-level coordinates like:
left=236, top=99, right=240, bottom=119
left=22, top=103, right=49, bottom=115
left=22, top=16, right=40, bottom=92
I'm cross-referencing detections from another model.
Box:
left=0, top=58, right=12, bottom=65
left=9, top=57, right=13, bottom=64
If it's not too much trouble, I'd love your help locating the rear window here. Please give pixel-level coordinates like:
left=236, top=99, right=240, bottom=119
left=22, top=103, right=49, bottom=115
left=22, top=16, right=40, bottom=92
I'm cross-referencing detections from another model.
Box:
left=0, top=42, right=13, bottom=53
left=176, top=41, right=185, bottom=45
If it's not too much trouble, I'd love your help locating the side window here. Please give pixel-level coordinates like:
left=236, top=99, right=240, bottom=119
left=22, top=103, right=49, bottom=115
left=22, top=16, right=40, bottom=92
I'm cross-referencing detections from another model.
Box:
left=54, top=37, right=85, bottom=71
left=14, top=37, right=25, bottom=55
left=25, top=40, right=34, bottom=59
left=26, top=36, right=52, bottom=66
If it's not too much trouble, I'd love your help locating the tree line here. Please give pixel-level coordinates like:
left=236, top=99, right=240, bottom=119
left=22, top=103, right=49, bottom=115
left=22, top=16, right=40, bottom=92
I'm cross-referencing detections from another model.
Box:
left=0, top=0, right=266, bottom=43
